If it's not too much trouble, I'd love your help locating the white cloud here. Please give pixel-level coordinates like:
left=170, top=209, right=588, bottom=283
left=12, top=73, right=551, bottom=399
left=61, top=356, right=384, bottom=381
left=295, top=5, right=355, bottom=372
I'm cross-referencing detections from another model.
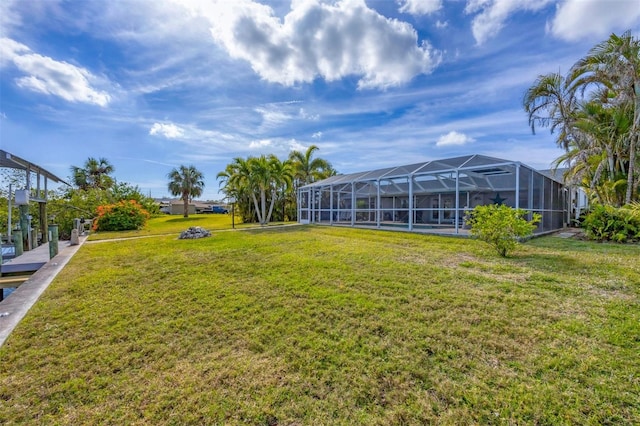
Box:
left=436, top=131, right=475, bottom=147
left=299, top=108, right=319, bottom=120
left=435, top=20, right=448, bottom=29
left=255, top=107, right=291, bottom=128
left=548, top=0, right=640, bottom=42
left=288, top=139, right=306, bottom=152
left=149, top=122, right=185, bottom=139
left=178, top=0, right=440, bottom=89
left=248, top=138, right=308, bottom=155
left=249, top=139, right=272, bottom=149
left=312, top=131, right=323, bottom=139
left=465, top=0, right=554, bottom=45
left=0, top=37, right=111, bottom=106
left=397, top=0, right=442, bottom=16
left=0, top=0, right=22, bottom=38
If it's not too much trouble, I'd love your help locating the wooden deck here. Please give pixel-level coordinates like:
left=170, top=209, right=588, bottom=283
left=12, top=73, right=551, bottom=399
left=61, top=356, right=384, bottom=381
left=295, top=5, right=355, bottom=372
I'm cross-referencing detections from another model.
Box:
left=1, top=241, right=66, bottom=273
left=1, top=241, right=67, bottom=294
left=1, top=237, right=86, bottom=346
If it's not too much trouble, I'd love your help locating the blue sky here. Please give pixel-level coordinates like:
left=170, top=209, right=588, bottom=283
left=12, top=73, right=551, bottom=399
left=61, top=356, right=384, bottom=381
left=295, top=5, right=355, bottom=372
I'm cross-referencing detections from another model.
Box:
left=1, top=0, right=639, bottom=200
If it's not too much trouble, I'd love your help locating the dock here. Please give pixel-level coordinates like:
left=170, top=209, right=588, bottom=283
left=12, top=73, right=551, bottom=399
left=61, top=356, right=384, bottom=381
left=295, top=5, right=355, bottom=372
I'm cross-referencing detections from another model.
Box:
left=0, top=237, right=87, bottom=346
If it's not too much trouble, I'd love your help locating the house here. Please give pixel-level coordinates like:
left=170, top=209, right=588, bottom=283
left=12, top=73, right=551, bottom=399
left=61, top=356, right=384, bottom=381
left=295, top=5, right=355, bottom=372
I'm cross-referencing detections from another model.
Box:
left=157, top=199, right=196, bottom=215
left=297, top=154, right=569, bottom=235
left=156, top=199, right=228, bottom=215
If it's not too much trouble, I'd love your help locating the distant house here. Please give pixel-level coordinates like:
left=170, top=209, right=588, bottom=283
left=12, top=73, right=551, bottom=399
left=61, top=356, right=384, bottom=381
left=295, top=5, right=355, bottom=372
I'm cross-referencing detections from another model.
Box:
left=156, top=199, right=228, bottom=215
left=157, top=199, right=196, bottom=215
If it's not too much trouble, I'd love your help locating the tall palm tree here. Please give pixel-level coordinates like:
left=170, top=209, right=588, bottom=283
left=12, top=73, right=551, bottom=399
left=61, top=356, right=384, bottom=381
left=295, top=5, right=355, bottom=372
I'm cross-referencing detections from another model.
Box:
left=217, top=155, right=294, bottom=225
left=524, top=31, right=640, bottom=205
left=523, top=72, right=578, bottom=150
left=248, top=155, right=274, bottom=225
left=288, top=145, right=336, bottom=187
left=167, top=165, right=205, bottom=217
left=217, top=157, right=255, bottom=223
left=70, top=157, right=115, bottom=190
left=569, top=30, right=640, bottom=204
left=264, top=155, right=294, bottom=224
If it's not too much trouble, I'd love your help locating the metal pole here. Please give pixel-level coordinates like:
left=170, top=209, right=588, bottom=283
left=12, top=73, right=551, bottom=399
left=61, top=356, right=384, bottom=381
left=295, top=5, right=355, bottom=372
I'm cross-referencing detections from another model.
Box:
left=515, top=163, right=520, bottom=209
left=455, top=170, right=460, bottom=234
left=7, top=184, right=11, bottom=239
left=408, top=175, right=413, bottom=231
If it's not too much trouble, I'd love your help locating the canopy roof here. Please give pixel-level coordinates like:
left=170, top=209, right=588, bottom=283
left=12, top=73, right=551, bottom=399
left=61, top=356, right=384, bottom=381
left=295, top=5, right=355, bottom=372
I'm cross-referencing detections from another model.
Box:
left=302, top=154, right=559, bottom=192
left=0, top=149, right=68, bottom=185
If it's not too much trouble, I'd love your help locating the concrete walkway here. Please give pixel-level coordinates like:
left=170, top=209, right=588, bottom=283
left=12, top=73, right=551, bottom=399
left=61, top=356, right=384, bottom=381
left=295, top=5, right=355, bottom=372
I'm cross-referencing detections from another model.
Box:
left=0, top=236, right=87, bottom=347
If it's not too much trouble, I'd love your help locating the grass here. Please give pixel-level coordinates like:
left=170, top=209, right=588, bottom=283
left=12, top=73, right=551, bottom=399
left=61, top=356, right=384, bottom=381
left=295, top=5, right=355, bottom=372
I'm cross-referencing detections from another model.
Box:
left=87, top=213, right=293, bottom=240
left=1, top=224, right=639, bottom=424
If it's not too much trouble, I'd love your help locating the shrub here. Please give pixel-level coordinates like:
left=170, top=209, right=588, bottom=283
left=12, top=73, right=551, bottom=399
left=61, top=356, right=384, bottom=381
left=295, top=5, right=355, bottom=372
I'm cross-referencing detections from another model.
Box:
left=466, top=204, right=541, bottom=257
left=93, top=200, right=150, bottom=232
left=582, top=204, right=640, bottom=243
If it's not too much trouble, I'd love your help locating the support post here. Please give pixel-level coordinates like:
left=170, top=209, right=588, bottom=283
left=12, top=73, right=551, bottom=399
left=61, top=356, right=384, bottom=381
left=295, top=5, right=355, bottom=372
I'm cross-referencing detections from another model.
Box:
left=351, top=183, right=355, bottom=226
left=39, top=202, right=48, bottom=243
left=455, top=170, right=460, bottom=234
left=7, top=184, right=11, bottom=239
left=376, top=180, right=381, bottom=228
left=408, top=175, right=414, bottom=231
left=19, top=204, right=29, bottom=252
left=48, top=224, right=59, bottom=259
left=515, top=163, right=520, bottom=209
left=13, top=227, right=23, bottom=257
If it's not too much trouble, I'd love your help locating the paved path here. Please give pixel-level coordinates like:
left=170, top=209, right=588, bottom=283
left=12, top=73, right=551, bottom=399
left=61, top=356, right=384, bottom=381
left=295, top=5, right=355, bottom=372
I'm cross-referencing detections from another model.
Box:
left=0, top=237, right=88, bottom=347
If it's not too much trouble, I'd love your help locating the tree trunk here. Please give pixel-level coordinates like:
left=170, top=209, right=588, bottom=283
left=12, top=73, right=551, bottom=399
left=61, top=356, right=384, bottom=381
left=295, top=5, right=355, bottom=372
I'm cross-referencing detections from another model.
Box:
left=265, top=190, right=277, bottom=224
left=627, top=81, right=640, bottom=204
left=627, top=134, right=637, bottom=204
left=183, top=195, right=189, bottom=218
left=260, top=189, right=267, bottom=225
left=251, top=193, right=263, bottom=224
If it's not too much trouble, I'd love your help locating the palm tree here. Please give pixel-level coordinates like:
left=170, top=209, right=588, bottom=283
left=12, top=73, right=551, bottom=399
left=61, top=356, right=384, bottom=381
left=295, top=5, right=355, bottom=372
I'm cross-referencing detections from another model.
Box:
left=217, top=155, right=294, bottom=225
left=569, top=31, right=640, bottom=204
left=524, top=31, right=640, bottom=205
left=523, top=72, right=578, bottom=150
left=288, top=145, right=336, bottom=187
left=248, top=155, right=274, bottom=225
left=167, top=165, right=204, bottom=217
left=217, top=157, right=255, bottom=223
left=264, top=155, right=294, bottom=224
left=70, top=157, right=115, bottom=190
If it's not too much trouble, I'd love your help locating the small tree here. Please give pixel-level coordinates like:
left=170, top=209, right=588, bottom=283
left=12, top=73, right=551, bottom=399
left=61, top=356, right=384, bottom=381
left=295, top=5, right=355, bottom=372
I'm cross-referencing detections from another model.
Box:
left=167, top=165, right=205, bottom=218
left=466, top=204, right=541, bottom=257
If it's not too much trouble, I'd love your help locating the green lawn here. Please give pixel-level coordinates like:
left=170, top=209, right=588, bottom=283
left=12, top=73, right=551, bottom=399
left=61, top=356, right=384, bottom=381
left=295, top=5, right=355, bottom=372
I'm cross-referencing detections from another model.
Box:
left=1, top=225, right=639, bottom=424
left=88, top=213, right=292, bottom=240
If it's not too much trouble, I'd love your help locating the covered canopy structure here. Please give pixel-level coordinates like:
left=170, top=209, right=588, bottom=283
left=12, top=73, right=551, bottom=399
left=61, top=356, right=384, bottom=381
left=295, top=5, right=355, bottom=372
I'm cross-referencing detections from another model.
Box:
left=1, top=150, right=68, bottom=248
left=297, top=154, right=568, bottom=235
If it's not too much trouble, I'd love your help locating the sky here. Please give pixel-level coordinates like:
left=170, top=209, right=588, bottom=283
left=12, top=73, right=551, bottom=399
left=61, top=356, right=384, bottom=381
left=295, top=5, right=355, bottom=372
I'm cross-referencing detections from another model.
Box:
left=1, top=0, right=639, bottom=201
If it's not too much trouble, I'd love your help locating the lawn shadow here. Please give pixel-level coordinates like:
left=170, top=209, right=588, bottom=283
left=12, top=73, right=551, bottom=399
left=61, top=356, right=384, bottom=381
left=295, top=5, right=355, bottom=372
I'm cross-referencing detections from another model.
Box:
left=514, top=252, right=585, bottom=275
left=243, top=224, right=312, bottom=235
left=165, top=216, right=209, bottom=223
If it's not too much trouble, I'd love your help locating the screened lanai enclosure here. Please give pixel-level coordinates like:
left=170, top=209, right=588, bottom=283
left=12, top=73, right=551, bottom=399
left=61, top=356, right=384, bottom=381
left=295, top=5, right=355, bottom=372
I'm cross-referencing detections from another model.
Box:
left=297, top=155, right=568, bottom=235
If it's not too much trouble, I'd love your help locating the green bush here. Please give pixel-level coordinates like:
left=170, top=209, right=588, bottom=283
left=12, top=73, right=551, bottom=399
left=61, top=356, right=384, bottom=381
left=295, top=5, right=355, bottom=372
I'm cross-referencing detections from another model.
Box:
left=93, top=200, right=150, bottom=232
left=466, top=204, right=541, bottom=257
left=582, top=204, right=640, bottom=243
